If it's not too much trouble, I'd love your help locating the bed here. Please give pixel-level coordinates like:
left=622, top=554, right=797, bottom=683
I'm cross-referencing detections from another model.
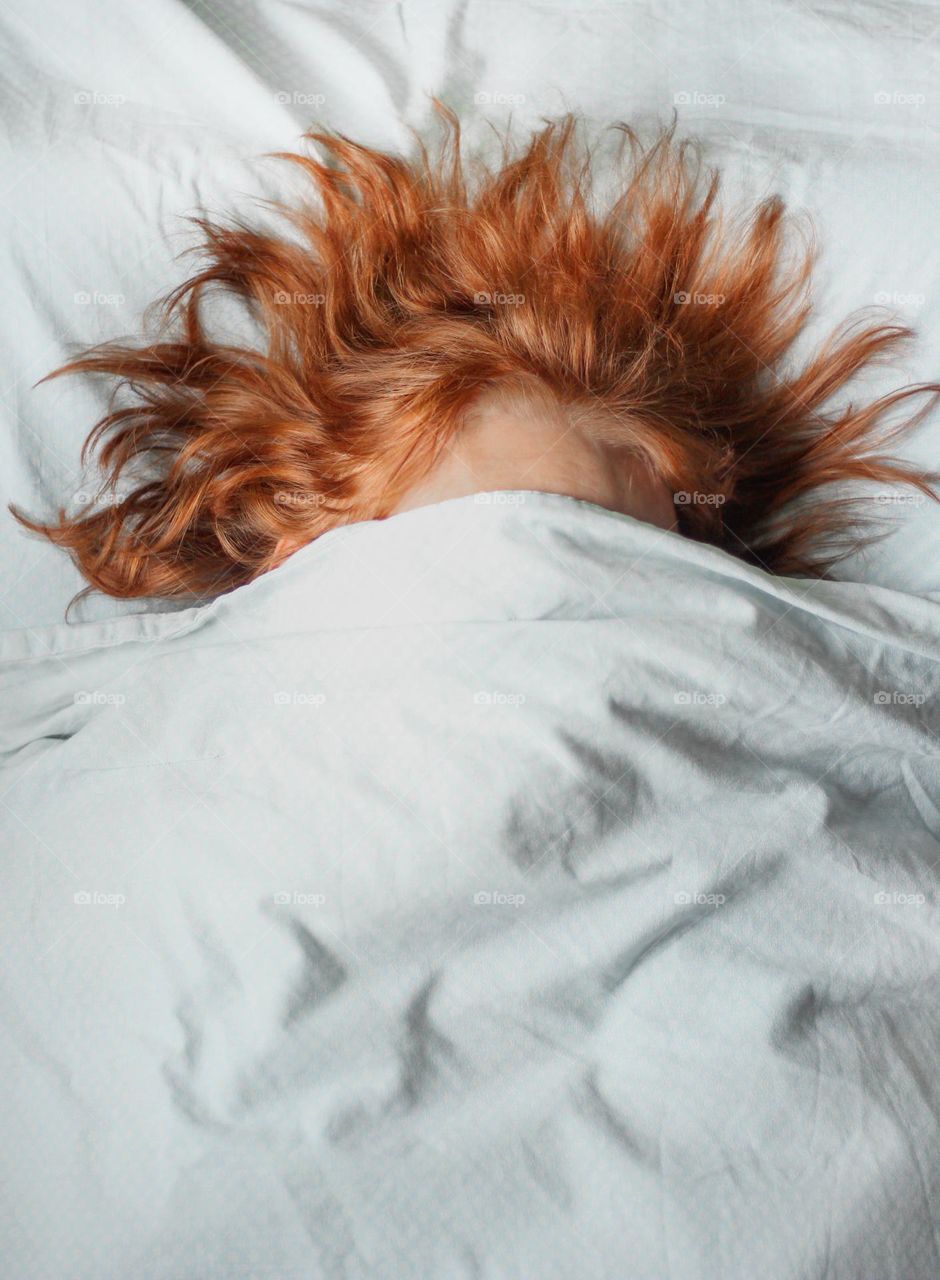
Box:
left=2, top=2, right=940, bottom=1277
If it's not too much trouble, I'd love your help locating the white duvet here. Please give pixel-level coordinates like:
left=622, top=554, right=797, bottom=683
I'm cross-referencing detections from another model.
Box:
left=5, top=2, right=940, bottom=1276
left=3, top=491, right=940, bottom=1278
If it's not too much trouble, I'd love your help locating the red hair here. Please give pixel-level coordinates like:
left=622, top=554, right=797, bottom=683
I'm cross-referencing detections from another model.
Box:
left=15, top=109, right=940, bottom=598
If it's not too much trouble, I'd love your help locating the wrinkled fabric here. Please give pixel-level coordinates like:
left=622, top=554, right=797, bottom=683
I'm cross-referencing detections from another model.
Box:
left=2, top=492, right=940, bottom=1278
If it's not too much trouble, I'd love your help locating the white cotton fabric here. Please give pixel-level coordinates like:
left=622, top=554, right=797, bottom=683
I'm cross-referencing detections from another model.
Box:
left=2, top=491, right=940, bottom=1278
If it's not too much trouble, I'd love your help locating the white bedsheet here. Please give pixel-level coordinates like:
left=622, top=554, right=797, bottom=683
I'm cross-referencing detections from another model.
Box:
left=2, top=491, right=940, bottom=1277
left=2, top=0, right=940, bottom=625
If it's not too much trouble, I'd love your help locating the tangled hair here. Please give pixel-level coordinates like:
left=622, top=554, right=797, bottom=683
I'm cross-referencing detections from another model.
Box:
left=15, top=108, right=940, bottom=599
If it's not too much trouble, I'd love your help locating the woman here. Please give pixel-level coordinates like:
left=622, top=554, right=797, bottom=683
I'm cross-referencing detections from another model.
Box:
left=13, top=106, right=940, bottom=597
left=5, top=111, right=940, bottom=1280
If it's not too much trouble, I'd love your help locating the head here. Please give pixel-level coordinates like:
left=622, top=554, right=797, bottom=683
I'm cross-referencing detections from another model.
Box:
left=15, top=107, right=940, bottom=599
left=387, top=375, right=679, bottom=531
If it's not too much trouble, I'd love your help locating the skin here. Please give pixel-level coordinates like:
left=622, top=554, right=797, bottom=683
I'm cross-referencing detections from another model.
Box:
left=390, top=384, right=678, bottom=531
left=274, top=386, right=676, bottom=566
